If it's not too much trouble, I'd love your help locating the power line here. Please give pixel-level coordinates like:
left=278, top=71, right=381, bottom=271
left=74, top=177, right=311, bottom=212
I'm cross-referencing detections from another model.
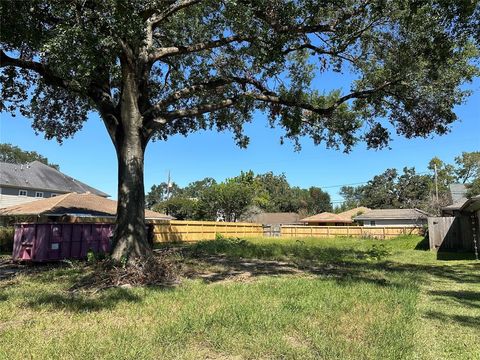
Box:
left=317, top=170, right=431, bottom=190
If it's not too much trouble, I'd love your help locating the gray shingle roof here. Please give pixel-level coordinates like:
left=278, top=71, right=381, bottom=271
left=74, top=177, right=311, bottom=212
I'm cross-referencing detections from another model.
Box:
left=442, top=199, right=468, bottom=211
left=0, top=161, right=109, bottom=197
left=353, top=208, right=430, bottom=221
left=243, top=212, right=300, bottom=225
left=449, top=183, right=467, bottom=203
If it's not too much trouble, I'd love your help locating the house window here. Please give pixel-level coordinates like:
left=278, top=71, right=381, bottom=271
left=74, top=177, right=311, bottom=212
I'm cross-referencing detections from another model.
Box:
left=35, top=192, right=44, bottom=198
left=370, top=220, right=376, bottom=226
left=51, top=193, right=58, bottom=197
left=18, top=189, right=28, bottom=196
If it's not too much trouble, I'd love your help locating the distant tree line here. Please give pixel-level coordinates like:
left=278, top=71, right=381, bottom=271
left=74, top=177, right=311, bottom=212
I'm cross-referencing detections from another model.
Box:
left=0, top=143, right=59, bottom=170
left=146, top=171, right=332, bottom=221
left=148, top=151, right=479, bottom=220
left=338, top=151, right=480, bottom=214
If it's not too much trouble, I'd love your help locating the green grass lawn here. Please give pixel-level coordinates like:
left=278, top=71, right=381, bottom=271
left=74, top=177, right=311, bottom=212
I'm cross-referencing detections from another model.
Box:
left=1, top=236, right=479, bottom=359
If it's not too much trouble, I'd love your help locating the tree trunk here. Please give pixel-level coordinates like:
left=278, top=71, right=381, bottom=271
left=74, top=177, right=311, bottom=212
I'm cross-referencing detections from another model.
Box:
left=110, top=134, right=152, bottom=262
left=110, top=68, right=152, bottom=262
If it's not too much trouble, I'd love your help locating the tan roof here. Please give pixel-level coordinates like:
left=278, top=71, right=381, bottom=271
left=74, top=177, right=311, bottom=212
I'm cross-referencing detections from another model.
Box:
left=301, top=212, right=354, bottom=223
left=354, top=208, right=429, bottom=220
left=338, top=207, right=371, bottom=220
left=0, top=192, right=173, bottom=220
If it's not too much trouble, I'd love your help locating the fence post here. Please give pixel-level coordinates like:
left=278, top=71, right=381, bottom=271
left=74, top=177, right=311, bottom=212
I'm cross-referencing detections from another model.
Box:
left=383, top=227, right=386, bottom=239
left=347, top=226, right=349, bottom=236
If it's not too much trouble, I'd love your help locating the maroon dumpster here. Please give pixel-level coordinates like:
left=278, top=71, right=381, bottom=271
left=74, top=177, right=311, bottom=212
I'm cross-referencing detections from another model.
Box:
left=12, top=223, right=114, bottom=262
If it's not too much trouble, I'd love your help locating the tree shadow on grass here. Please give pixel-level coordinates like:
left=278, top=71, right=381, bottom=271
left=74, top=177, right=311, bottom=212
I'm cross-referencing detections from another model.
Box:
left=24, top=287, right=143, bottom=313
left=5, top=239, right=479, bottom=313
left=176, top=239, right=480, bottom=289
left=428, top=290, right=480, bottom=309
left=436, top=251, right=477, bottom=261
left=424, top=310, right=480, bottom=330
left=184, top=255, right=400, bottom=288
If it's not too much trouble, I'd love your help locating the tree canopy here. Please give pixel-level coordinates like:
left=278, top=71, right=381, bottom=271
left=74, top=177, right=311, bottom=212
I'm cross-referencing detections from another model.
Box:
left=340, top=167, right=432, bottom=210
left=148, top=171, right=332, bottom=220
left=339, top=151, right=480, bottom=213
left=2, top=1, right=478, bottom=149
left=0, top=143, right=59, bottom=170
left=1, top=0, right=478, bottom=260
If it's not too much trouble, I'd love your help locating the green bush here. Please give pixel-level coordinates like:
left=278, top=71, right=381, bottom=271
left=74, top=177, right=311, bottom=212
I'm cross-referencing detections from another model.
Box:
left=0, top=226, right=14, bottom=253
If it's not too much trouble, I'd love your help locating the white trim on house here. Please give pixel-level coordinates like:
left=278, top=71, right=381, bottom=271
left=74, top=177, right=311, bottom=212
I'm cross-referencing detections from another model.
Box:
left=35, top=191, right=44, bottom=198
left=18, top=189, right=28, bottom=196
left=0, top=194, right=44, bottom=208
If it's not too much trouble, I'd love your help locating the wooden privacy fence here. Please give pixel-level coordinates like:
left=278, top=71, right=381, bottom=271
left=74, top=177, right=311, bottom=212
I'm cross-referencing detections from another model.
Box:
left=281, top=225, right=422, bottom=239
left=151, top=220, right=263, bottom=242
left=428, top=217, right=474, bottom=251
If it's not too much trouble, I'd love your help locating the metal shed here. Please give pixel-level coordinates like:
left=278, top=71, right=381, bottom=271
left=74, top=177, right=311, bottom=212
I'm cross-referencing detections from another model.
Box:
left=13, top=223, right=114, bottom=262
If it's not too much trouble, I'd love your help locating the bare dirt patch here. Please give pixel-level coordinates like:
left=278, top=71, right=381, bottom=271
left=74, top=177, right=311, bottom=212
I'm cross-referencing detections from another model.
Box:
left=180, top=254, right=304, bottom=283
left=0, top=258, right=29, bottom=281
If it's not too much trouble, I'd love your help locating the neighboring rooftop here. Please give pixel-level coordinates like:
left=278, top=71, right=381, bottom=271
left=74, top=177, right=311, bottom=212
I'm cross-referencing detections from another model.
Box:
left=0, top=192, right=173, bottom=220
left=449, top=183, right=468, bottom=204
left=301, top=212, right=354, bottom=224
left=242, top=212, right=300, bottom=225
left=460, top=195, right=480, bottom=213
left=0, top=161, right=109, bottom=197
left=337, top=206, right=371, bottom=220
left=442, top=199, right=468, bottom=212
left=354, top=209, right=429, bottom=221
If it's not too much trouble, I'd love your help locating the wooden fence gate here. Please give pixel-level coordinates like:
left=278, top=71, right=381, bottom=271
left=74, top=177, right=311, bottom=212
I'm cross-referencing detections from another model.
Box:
left=428, top=217, right=473, bottom=251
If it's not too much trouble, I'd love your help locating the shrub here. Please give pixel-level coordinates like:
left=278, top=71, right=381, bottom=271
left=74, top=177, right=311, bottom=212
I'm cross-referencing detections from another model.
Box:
left=0, top=226, right=14, bottom=253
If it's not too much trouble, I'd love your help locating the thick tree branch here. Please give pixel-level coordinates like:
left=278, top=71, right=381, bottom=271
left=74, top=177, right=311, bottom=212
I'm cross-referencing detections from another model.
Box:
left=160, top=97, right=238, bottom=122
left=149, top=34, right=253, bottom=61
left=147, top=78, right=400, bottom=130
left=149, top=0, right=203, bottom=27
left=149, top=20, right=335, bottom=63
left=0, top=50, right=79, bottom=91
left=145, top=75, right=273, bottom=120
left=1, top=51, right=120, bottom=141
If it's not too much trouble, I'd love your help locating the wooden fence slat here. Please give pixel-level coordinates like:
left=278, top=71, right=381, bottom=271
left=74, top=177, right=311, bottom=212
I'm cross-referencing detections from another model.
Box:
left=152, top=221, right=422, bottom=243
left=152, top=220, right=263, bottom=243
left=280, top=225, right=422, bottom=239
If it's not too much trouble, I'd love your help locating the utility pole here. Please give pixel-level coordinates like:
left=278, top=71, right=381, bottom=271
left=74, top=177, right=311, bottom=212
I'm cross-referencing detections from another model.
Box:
left=166, top=170, right=172, bottom=201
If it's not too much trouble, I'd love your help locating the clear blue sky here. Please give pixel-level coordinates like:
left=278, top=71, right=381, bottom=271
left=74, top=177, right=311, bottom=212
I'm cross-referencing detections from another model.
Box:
left=1, top=77, right=479, bottom=204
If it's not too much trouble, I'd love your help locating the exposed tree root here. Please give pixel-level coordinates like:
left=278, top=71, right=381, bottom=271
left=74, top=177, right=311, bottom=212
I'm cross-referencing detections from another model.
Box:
left=70, top=249, right=180, bottom=292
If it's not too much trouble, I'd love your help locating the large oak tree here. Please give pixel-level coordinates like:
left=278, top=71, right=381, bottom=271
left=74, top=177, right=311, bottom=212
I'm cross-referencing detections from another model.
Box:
left=1, top=0, right=478, bottom=261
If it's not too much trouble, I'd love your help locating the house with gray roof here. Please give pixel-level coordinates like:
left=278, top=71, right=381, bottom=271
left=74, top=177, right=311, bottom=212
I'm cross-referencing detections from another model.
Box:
left=441, top=183, right=469, bottom=216
left=0, top=161, right=109, bottom=208
left=449, top=183, right=468, bottom=203
left=354, top=208, right=429, bottom=227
